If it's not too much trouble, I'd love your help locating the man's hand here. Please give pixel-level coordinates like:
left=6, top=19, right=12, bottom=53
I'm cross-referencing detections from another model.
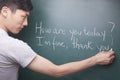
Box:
left=93, top=49, right=115, bottom=65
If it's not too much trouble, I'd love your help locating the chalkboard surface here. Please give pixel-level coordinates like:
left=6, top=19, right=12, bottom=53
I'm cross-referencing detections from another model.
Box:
left=18, top=0, right=120, bottom=80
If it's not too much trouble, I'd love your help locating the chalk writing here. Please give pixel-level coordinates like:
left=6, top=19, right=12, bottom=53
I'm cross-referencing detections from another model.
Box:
left=35, top=22, right=66, bottom=35
left=72, top=37, right=94, bottom=50
left=35, top=21, right=115, bottom=51
left=108, top=21, right=115, bottom=32
left=69, top=27, right=106, bottom=41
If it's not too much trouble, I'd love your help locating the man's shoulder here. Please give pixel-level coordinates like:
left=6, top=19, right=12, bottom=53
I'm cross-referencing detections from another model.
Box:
left=9, top=36, right=29, bottom=49
left=0, top=35, right=28, bottom=49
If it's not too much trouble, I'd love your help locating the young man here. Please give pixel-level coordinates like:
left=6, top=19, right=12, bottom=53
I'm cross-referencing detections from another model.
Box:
left=0, top=0, right=115, bottom=80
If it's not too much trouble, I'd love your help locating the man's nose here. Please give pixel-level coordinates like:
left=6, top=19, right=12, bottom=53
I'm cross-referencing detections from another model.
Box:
left=23, top=18, right=28, bottom=26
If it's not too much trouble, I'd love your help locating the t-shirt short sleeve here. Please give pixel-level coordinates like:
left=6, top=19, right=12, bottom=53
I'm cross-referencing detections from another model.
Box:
left=6, top=39, right=37, bottom=68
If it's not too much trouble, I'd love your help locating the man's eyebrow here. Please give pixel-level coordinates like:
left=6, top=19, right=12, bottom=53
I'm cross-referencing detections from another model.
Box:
left=26, top=13, right=29, bottom=17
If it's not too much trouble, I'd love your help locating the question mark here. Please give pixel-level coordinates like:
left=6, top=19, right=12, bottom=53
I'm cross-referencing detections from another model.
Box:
left=108, top=21, right=115, bottom=32
left=108, top=21, right=115, bottom=46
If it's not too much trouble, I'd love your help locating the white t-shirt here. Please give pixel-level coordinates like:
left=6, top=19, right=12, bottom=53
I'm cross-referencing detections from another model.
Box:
left=0, top=28, right=37, bottom=80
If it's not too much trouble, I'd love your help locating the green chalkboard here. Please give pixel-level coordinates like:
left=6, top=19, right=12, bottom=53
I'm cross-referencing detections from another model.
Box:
left=18, top=0, right=120, bottom=80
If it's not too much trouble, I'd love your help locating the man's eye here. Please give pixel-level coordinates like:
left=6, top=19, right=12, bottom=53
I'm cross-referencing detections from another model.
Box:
left=21, top=16, right=27, bottom=20
left=22, top=16, right=25, bottom=18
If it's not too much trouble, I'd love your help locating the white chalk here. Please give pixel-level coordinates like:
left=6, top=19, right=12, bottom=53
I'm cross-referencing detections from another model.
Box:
left=110, top=48, right=113, bottom=51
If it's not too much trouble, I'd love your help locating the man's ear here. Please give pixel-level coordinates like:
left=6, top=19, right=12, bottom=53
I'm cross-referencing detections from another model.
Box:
left=1, top=6, right=10, bottom=18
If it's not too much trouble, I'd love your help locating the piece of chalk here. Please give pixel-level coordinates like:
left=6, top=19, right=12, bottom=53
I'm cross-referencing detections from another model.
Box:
left=110, top=48, right=113, bottom=51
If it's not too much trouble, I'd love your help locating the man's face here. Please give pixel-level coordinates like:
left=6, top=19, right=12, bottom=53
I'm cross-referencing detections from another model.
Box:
left=2, top=7, right=30, bottom=34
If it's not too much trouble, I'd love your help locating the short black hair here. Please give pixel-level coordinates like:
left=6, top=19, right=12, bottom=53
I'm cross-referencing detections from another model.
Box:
left=0, top=0, right=33, bottom=12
